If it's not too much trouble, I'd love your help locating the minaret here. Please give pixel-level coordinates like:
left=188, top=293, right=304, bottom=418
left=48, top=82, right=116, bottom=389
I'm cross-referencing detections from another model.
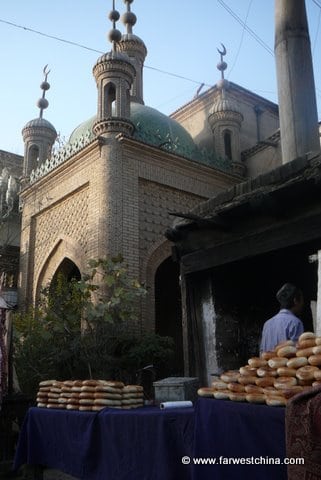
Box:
left=275, top=0, right=320, bottom=163
left=22, top=65, right=57, bottom=179
left=208, top=45, right=245, bottom=176
left=117, top=0, right=147, bottom=104
left=92, top=1, right=135, bottom=137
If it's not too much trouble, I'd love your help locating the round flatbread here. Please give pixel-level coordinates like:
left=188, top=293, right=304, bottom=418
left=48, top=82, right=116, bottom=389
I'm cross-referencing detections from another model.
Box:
left=93, top=398, right=122, bottom=406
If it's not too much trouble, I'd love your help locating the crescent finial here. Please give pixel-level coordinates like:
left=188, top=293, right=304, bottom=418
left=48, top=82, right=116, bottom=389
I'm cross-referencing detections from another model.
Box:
left=43, top=64, right=51, bottom=80
left=217, top=43, right=227, bottom=57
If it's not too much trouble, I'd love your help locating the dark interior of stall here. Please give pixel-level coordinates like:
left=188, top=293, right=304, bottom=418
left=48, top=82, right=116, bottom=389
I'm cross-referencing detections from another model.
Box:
left=154, top=257, right=184, bottom=376
left=204, top=240, right=318, bottom=371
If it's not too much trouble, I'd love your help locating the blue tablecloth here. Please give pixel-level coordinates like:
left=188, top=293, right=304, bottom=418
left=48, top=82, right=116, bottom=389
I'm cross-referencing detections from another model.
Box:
left=14, top=406, right=195, bottom=480
left=193, top=398, right=286, bottom=480
left=14, top=399, right=287, bottom=480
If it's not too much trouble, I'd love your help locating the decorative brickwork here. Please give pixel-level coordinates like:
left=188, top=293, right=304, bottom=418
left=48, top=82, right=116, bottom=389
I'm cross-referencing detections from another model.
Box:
left=139, top=179, right=206, bottom=329
left=139, top=179, right=205, bottom=263
left=33, top=187, right=89, bottom=283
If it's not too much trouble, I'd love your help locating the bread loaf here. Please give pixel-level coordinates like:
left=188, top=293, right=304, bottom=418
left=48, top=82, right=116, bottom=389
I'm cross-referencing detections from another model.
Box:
left=277, top=345, right=297, bottom=357
left=255, top=376, right=275, bottom=387
left=197, top=387, right=215, bottom=397
left=227, top=382, right=245, bottom=392
left=287, top=356, right=308, bottom=369
left=265, top=396, right=287, bottom=407
left=308, top=354, right=321, bottom=366
left=276, top=367, right=297, bottom=377
left=220, top=370, right=240, bottom=383
left=239, top=366, right=257, bottom=376
left=298, top=332, right=316, bottom=342
left=213, top=390, right=230, bottom=400
left=314, top=370, right=321, bottom=380
left=256, top=366, right=278, bottom=377
left=244, top=384, right=264, bottom=394
left=248, top=357, right=267, bottom=368
left=260, top=351, right=275, bottom=361
left=296, top=347, right=314, bottom=358
left=268, top=357, right=288, bottom=369
left=296, top=365, right=319, bottom=381
left=274, top=376, right=297, bottom=389
left=245, top=393, right=265, bottom=404
left=228, top=392, right=247, bottom=402
left=238, top=375, right=258, bottom=385
left=297, top=338, right=316, bottom=349
left=211, top=380, right=228, bottom=390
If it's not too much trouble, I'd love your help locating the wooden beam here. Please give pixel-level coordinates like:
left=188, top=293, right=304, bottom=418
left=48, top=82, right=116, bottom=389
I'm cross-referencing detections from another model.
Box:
left=181, top=211, right=321, bottom=274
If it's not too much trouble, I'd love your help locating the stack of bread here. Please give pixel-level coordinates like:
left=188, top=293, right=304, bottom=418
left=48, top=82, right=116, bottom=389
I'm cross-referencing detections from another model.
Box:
left=36, top=379, right=144, bottom=411
left=198, top=332, right=321, bottom=407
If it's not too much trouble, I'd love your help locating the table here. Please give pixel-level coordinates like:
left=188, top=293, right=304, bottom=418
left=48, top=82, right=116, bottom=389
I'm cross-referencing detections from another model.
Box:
left=193, top=398, right=286, bottom=480
left=13, top=399, right=288, bottom=480
left=13, top=406, right=195, bottom=480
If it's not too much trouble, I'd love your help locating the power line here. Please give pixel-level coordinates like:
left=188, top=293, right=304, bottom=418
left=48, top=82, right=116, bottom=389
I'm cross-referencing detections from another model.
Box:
left=312, top=0, right=321, bottom=9
left=0, top=17, right=208, bottom=88
left=0, top=18, right=103, bottom=54
left=228, top=0, right=253, bottom=78
left=217, top=0, right=274, bottom=56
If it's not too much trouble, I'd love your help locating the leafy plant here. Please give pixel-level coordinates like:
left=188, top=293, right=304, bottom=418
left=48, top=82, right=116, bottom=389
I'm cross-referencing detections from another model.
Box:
left=13, top=256, right=174, bottom=397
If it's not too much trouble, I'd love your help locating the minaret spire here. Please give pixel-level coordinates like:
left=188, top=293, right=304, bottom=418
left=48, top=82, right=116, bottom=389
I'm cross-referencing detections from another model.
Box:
left=108, top=0, right=122, bottom=52
left=117, top=0, right=147, bottom=105
left=92, top=0, right=135, bottom=137
left=217, top=44, right=227, bottom=82
left=123, top=0, right=136, bottom=34
left=22, top=65, right=57, bottom=180
left=37, top=64, right=51, bottom=119
left=208, top=45, right=245, bottom=176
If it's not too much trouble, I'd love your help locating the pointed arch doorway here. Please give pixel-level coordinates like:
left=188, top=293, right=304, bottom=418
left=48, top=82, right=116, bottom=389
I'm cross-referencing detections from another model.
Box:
left=48, top=258, right=81, bottom=314
left=50, top=258, right=81, bottom=287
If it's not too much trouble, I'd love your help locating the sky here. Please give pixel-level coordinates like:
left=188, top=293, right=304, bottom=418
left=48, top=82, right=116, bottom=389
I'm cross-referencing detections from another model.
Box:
left=0, top=0, right=320, bottom=156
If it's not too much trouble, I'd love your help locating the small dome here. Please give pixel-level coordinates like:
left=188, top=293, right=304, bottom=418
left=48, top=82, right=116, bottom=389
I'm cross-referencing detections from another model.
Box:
left=120, top=32, right=146, bottom=46
left=118, top=33, right=147, bottom=57
left=210, top=96, right=241, bottom=115
left=22, top=117, right=57, bottom=134
left=94, top=49, right=133, bottom=68
left=69, top=116, right=96, bottom=145
left=68, top=102, right=199, bottom=160
left=131, top=103, right=197, bottom=154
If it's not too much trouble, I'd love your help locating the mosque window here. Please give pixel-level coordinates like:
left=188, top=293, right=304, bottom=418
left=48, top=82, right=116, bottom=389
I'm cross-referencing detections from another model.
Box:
left=105, top=83, right=116, bottom=117
left=29, top=144, right=40, bottom=166
left=224, top=130, right=232, bottom=160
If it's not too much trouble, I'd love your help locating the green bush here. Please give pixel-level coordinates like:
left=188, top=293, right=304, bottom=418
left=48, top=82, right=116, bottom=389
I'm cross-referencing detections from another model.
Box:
left=13, top=256, right=175, bottom=397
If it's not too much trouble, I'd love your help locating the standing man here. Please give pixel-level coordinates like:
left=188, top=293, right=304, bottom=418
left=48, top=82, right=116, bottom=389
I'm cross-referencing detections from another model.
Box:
left=260, top=283, right=304, bottom=353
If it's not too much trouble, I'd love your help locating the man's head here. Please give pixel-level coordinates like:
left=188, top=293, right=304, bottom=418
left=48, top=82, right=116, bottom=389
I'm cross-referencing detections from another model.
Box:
left=276, top=283, right=304, bottom=314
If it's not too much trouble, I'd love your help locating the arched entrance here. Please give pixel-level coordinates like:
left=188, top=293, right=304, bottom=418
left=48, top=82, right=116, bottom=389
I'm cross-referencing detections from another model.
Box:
left=49, top=258, right=81, bottom=315
left=154, top=257, right=183, bottom=375
left=51, top=258, right=81, bottom=286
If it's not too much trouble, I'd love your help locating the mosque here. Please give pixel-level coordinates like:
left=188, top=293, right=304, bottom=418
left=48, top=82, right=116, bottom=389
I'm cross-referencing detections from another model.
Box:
left=1, top=0, right=320, bottom=373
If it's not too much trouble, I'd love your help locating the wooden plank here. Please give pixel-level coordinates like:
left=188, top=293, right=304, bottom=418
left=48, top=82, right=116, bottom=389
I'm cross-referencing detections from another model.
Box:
left=181, top=212, right=321, bottom=274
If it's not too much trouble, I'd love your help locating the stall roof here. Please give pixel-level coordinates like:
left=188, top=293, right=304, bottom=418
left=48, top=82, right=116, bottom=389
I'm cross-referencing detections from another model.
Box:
left=166, top=151, right=321, bottom=242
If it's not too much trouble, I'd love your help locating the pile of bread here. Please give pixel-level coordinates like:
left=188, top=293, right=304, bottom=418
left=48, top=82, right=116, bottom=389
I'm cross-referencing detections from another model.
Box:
left=36, top=379, right=144, bottom=411
left=198, top=332, right=321, bottom=407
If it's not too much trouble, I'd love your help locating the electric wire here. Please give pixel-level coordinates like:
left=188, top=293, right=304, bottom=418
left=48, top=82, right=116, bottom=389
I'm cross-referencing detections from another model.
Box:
left=228, top=0, right=253, bottom=78
left=217, top=0, right=273, bottom=56
left=0, top=17, right=208, bottom=88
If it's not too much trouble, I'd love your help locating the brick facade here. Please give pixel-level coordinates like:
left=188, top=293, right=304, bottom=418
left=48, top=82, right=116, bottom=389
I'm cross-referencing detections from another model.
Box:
left=19, top=132, right=238, bottom=331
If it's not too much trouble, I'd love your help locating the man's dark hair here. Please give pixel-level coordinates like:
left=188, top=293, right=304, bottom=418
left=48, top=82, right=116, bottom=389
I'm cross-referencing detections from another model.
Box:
left=276, top=283, right=302, bottom=309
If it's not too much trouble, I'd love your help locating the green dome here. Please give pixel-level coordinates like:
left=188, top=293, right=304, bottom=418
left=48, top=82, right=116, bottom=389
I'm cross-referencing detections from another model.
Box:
left=68, top=116, right=96, bottom=144
left=68, top=103, right=198, bottom=158
left=67, top=103, right=230, bottom=171
left=131, top=103, right=199, bottom=158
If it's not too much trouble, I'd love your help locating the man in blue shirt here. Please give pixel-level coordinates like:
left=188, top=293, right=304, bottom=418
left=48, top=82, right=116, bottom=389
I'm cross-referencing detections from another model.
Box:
left=260, top=283, right=304, bottom=353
